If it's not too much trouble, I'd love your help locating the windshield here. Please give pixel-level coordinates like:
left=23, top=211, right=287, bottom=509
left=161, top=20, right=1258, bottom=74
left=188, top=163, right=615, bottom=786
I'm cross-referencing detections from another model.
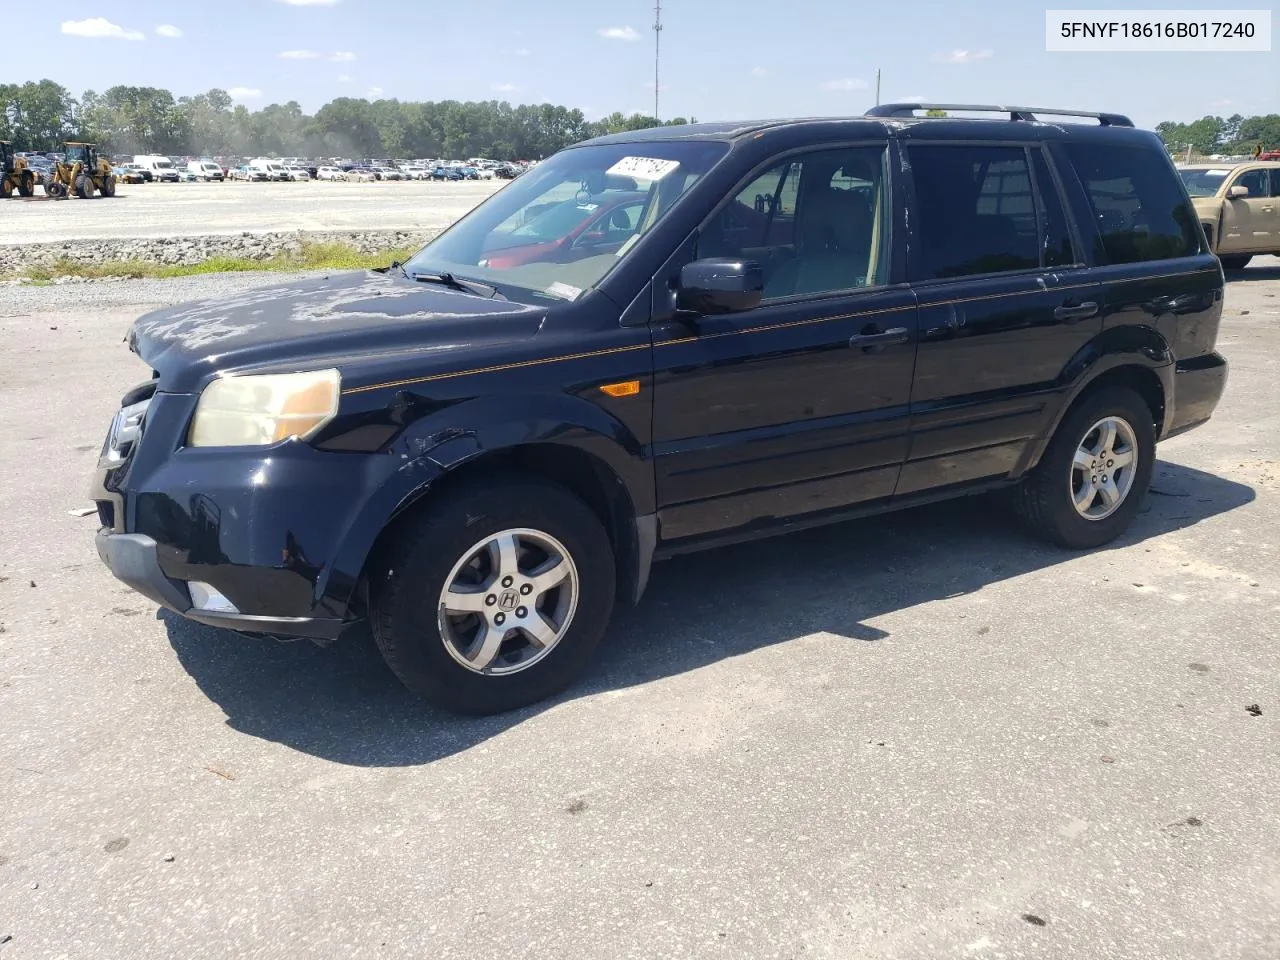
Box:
left=404, top=139, right=727, bottom=304
left=155, top=160, right=174, bottom=169
left=1178, top=167, right=1231, bottom=197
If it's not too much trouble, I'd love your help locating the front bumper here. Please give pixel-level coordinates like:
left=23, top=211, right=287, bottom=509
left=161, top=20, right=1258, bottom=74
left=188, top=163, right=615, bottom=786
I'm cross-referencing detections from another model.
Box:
left=1165, top=351, right=1228, bottom=439
left=95, top=530, right=343, bottom=639
left=89, top=389, right=417, bottom=639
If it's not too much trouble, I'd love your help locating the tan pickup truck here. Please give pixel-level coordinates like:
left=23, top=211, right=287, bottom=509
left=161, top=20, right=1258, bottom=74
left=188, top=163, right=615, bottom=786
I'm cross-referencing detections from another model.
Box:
left=1178, top=161, right=1280, bottom=270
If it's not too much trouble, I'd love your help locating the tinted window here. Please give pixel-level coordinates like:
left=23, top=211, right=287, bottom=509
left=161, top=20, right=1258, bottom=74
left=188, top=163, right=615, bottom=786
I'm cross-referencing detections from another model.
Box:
left=909, top=145, right=1040, bottom=279
left=1232, top=168, right=1268, bottom=198
left=698, top=146, right=889, bottom=298
left=1032, top=149, right=1076, bottom=267
left=1061, top=142, right=1201, bottom=264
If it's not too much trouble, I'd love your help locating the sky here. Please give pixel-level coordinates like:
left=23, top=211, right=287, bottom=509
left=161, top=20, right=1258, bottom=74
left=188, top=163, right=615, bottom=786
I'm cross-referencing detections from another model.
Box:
left=13, top=0, right=1278, bottom=131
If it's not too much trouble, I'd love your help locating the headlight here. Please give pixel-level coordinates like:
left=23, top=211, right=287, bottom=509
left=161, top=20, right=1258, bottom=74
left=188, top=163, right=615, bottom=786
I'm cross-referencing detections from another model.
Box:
left=189, top=369, right=341, bottom=447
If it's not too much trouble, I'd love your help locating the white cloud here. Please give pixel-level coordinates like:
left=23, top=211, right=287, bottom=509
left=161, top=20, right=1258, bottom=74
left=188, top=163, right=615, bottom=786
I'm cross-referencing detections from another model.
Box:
left=367, top=86, right=383, bottom=97
left=155, top=24, right=183, bottom=38
left=936, top=48, right=993, bottom=64
left=492, top=83, right=519, bottom=93
left=751, top=66, right=770, bottom=77
left=329, top=51, right=355, bottom=61
left=894, top=94, right=927, bottom=103
left=228, top=87, right=263, bottom=100
left=279, top=49, right=320, bottom=59
left=598, top=25, right=641, bottom=41
left=819, top=77, right=869, bottom=92
left=514, top=47, right=531, bottom=57
left=1211, top=98, right=1234, bottom=107
left=337, top=74, right=352, bottom=82
left=61, top=17, right=144, bottom=40
left=275, top=0, right=339, bottom=5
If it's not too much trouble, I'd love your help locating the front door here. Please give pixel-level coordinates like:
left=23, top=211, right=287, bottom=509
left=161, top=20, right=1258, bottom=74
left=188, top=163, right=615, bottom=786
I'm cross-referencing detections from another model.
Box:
left=649, top=145, right=919, bottom=544
left=1220, top=167, right=1276, bottom=252
left=899, top=142, right=1101, bottom=494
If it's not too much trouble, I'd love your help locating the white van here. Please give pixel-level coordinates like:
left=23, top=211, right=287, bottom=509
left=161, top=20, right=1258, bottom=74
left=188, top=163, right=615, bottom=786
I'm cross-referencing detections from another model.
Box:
left=132, top=155, right=180, bottom=182
left=187, top=160, right=225, bottom=182
left=248, top=158, right=290, bottom=182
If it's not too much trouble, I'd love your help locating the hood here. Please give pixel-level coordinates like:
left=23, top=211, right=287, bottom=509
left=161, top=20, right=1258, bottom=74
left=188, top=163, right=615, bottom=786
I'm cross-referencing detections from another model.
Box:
left=1189, top=196, right=1223, bottom=215
left=130, top=269, right=548, bottom=393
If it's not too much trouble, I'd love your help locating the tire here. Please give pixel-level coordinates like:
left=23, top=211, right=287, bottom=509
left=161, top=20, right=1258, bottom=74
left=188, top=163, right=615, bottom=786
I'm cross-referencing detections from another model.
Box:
left=74, top=174, right=92, bottom=199
left=0, top=178, right=11, bottom=199
left=370, top=477, right=617, bottom=715
left=1219, top=254, right=1252, bottom=271
left=18, top=172, right=34, bottom=197
left=1014, top=387, right=1156, bottom=549
left=101, top=175, right=116, bottom=197
left=46, top=180, right=67, bottom=200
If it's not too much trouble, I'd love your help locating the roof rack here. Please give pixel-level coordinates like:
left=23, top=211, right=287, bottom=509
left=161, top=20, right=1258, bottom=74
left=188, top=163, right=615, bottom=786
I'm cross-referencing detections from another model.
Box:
left=864, top=103, right=1134, bottom=127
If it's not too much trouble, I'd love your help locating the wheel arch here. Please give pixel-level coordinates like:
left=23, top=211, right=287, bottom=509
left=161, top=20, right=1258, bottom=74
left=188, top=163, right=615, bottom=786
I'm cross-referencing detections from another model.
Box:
left=1016, top=328, right=1173, bottom=477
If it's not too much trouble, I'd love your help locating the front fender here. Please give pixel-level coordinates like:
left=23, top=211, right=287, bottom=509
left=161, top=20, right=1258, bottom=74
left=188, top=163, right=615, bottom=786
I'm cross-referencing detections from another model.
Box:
left=322, top=391, right=652, bottom=614
left=1016, top=323, right=1174, bottom=475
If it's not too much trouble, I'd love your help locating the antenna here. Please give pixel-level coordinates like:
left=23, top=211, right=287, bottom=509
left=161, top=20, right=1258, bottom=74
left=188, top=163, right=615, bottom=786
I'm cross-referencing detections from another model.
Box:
left=653, top=0, right=662, bottom=121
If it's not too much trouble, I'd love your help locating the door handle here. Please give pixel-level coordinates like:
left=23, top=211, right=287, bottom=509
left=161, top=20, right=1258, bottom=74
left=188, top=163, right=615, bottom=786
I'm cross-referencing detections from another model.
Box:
left=848, top=326, right=910, bottom=350
left=1053, top=302, right=1099, bottom=323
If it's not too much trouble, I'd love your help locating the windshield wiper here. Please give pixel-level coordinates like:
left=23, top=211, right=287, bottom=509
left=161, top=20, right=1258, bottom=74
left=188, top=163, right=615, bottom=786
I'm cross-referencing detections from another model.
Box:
left=408, top=270, right=502, bottom=299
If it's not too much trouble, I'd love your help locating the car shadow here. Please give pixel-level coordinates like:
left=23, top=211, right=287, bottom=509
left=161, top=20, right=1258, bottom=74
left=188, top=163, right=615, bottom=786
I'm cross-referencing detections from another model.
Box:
left=1225, top=261, right=1280, bottom=282
left=163, top=460, right=1254, bottom=767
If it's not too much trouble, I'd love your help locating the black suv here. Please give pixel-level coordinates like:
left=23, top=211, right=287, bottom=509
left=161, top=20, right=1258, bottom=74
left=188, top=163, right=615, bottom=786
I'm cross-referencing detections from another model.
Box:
left=91, top=104, right=1228, bottom=714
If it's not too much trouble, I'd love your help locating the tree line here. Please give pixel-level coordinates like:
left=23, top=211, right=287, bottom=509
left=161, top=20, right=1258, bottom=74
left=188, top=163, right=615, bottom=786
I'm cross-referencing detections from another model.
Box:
left=0, top=79, right=691, bottom=160
left=1154, top=113, right=1280, bottom=156
left=5, top=79, right=1277, bottom=160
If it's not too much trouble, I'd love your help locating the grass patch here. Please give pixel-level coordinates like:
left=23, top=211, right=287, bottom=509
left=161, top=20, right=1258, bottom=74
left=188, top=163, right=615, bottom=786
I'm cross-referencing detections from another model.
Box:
left=7, top=241, right=421, bottom=282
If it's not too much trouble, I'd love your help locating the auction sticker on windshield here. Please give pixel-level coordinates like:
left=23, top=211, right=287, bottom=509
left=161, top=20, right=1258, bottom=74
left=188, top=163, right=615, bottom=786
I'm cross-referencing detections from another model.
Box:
left=607, top=156, right=681, bottom=181
left=544, top=281, right=584, bottom=301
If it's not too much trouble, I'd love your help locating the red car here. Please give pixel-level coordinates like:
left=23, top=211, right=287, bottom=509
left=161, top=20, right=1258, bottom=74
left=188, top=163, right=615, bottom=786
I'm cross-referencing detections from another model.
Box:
left=481, top=192, right=648, bottom=268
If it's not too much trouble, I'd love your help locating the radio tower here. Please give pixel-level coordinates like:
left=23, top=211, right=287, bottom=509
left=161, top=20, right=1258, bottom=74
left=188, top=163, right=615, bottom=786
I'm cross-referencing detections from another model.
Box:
left=653, top=0, right=662, bottom=121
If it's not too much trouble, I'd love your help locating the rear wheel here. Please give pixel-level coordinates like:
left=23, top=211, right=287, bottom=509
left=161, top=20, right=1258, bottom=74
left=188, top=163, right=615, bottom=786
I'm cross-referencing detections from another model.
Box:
left=370, top=477, right=617, bottom=715
left=1219, top=254, right=1252, bottom=271
left=74, top=174, right=92, bottom=199
left=46, top=180, right=67, bottom=199
left=1014, top=387, right=1156, bottom=549
left=0, top=178, right=11, bottom=199
left=101, top=175, right=116, bottom=198
left=18, top=172, right=34, bottom=197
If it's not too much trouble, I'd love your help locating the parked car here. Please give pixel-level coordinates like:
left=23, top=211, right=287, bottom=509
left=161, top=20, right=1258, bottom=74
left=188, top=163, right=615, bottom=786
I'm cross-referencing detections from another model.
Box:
left=113, top=166, right=146, bottom=184
left=132, top=155, right=180, bottom=182
left=345, top=166, right=378, bottom=182
left=90, top=103, right=1227, bottom=715
left=431, top=165, right=464, bottom=181
left=284, top=166, right=312, bottom=181
left=373, top=166, right=403, bottom=181
left=480, top=191, right=648, bottom=269
left=316, top=165, right=348, bottom=181
left=177, top=169, right=201, bottom=182
left=1178, top=160, right=1280, bottom=270
left=188, top=160, right=225, bottom=182
left=494, top=163, right=521, bottom=179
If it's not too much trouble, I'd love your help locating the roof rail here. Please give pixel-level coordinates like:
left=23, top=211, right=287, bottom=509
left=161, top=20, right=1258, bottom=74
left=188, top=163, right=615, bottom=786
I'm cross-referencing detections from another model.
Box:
left=865, top=103, right=1134, bottom=127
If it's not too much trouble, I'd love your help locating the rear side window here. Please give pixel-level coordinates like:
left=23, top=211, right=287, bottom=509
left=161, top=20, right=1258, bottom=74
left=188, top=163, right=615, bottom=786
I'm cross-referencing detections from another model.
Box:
left=1061, top=142, right=1201, bottom=264
left=908, top=144, right=1046, bottom=280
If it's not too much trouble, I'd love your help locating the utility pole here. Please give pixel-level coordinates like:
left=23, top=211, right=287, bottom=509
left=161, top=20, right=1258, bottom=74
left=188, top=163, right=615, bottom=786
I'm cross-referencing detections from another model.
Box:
left=653, top=0, right=662, bottom=121
left=875, top=68, right=881, bottom=106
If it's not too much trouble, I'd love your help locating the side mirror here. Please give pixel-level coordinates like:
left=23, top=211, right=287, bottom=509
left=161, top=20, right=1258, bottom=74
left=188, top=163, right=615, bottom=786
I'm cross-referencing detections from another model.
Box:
left=677, top=258, right=764, bottom=315
left=1227, top=184, right=1250, bottom=198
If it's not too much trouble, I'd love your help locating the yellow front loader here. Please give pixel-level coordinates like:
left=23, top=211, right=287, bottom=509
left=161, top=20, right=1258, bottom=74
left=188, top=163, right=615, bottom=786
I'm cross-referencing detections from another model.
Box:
left=44, top=142, right=116, bottom=199
left=1, top=141, right=37, bottom=198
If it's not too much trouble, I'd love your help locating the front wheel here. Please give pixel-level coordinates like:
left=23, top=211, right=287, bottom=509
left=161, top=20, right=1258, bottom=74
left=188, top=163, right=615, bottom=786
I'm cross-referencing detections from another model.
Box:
left=46, top=180, right=67, bottom=199
left=1219, top=254, right=1252, bottom=271
left=370, top=477, right=617, bottom=715
left=1014, top=387, right=1156, bottom=549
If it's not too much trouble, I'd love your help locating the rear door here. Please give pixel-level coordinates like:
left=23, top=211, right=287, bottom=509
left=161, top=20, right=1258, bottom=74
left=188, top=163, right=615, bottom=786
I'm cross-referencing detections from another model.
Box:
left=899, top=141, right=1100, bottom=495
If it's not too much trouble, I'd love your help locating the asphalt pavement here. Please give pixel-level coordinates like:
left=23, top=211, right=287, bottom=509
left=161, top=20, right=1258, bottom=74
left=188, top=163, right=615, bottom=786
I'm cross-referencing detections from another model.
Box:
left=0, top=261, right=1278, bottom=959
left=0, top=180, right=504, bottom=244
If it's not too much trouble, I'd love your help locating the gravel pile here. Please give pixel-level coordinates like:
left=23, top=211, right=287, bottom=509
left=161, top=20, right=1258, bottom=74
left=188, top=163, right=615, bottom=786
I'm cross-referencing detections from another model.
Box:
left=0, top=228, right=438, bottom=274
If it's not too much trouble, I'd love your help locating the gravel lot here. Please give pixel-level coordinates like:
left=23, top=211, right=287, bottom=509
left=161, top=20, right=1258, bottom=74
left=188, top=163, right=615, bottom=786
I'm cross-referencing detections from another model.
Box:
left=1, top=261, right=1278, bottom=959
left=0, top=180, right=504, bottom=244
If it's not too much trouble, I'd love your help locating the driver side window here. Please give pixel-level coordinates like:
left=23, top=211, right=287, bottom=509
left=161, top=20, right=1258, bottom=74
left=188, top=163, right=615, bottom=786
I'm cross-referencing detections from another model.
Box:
left=1232, top=169, right=1267, bottom=197
left=696, top=146, right=888, bottom=300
